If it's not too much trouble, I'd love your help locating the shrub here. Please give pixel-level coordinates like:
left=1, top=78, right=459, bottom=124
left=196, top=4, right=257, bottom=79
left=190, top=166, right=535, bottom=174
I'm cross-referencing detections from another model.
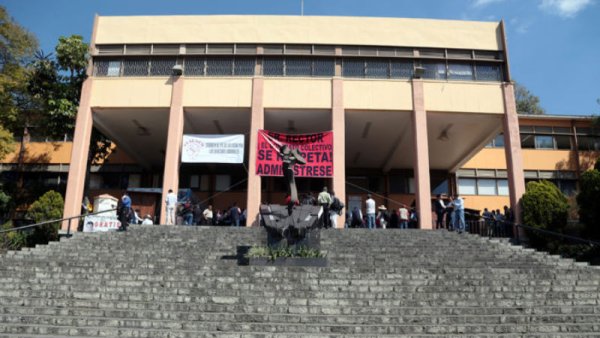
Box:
left=577, top=169, right=600, bottom=240
left=26, top=190, right=64, bottom=246
left=0, top=221, right=28, bottom=251
left=521, top=180, right=569, bottom=248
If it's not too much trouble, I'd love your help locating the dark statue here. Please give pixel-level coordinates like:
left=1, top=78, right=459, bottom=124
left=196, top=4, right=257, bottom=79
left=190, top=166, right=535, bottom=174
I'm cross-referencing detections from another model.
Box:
left=259, top=145, right=323, bottom=248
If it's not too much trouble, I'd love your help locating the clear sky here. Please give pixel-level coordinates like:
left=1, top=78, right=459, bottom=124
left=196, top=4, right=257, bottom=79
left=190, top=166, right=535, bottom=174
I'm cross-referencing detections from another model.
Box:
left=2, top=0, right=599, bottom=116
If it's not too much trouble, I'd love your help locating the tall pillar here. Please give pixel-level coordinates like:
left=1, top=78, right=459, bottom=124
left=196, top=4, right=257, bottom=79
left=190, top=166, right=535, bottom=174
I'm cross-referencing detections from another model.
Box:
left=246, top=77, right=264, bottom=227
left=62, top=79, right=95, bottom=231
left=502, top=83, right=526, bottom=224
left=411, top=79, right=433, bottom=229
left=160, top=76, right=185, bottom=224
left=332, top=78, right=346, bottom=228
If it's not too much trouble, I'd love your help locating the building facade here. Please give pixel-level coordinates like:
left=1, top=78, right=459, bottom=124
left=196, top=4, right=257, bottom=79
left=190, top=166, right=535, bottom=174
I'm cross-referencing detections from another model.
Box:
left=4, top=15, right=568, bottom=229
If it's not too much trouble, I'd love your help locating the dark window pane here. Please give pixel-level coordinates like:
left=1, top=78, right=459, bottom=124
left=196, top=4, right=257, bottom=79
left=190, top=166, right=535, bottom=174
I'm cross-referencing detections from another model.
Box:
left=206, top=58, right=233, bottom=76
left=233, top=58, right=254, bottom=76
left=389, top=175, right=409, bottom=194
left=422, top=62, right=447, bottom=80
left=448, top=63, right=473, bottom=81
left=390, top=60, right=413, bottom=78
left=535, top=135, right=554, bottom=149
left=475, top=63, right=502, bottom=81
left=184, top=58, right=205, bottom=76
left=493, top=134, right=505, bottom=148
left=94, top=59, right=120, bottom=77
left=521, top=134, right=535, bottom=149
left=578, top=136, right=600, bottom=151
left=123, top=59, right=149, bottom=76
left=149, top=58, right=177, bottom=76
left=555, top=135, right=572, bottom=150
left=263, top=58, right=284, bottom=76
left=365, top=60, right=389, bottom=78
left=559, top=180, right=577, bottom=196
left=343, top=59, right=365, bottom=77
left=285, top=58, right=312, bottom=76
left=313, top=58, right=334, bottom=77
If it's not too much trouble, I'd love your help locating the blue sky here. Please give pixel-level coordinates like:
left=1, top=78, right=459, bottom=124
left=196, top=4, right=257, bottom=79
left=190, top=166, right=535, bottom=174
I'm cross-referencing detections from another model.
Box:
left=2, top=0, right=599, bottom=116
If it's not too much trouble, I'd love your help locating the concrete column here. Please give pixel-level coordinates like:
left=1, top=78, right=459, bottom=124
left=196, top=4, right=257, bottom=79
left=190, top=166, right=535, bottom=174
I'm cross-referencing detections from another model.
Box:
left=502, top=82, right=526, bottom=224
left=62, top=78, right=94, bottom=232
left=332, top=78, right=346, bottom=228
left=246, top=77, right=264, bottom=227
left=411, top=79, right=433, bottom=229
left=160, top=76, right=185, bottom=225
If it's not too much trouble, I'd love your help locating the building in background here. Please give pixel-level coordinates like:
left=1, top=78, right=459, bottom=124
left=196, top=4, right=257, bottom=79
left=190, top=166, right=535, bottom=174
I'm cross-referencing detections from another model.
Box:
left=2, top=15, right=595, bottom=229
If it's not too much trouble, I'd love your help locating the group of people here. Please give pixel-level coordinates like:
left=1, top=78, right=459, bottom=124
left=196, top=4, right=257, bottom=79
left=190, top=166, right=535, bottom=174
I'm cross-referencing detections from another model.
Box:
left=290, top=187, right=345, bottom=228
left=164, top=189, right=246, bottom=227
left=345, top=194, right=418, bottom=229
left=434, top=194, right=467, bottom=233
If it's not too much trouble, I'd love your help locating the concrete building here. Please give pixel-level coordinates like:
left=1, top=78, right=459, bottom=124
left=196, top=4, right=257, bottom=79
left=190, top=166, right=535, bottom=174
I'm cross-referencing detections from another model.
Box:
left=4, top=15, right=595, bottom=229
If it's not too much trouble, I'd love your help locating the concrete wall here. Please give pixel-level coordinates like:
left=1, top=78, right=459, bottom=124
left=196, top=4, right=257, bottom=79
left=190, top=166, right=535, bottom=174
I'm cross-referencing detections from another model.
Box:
left=95, top=15, right=503, bottom=51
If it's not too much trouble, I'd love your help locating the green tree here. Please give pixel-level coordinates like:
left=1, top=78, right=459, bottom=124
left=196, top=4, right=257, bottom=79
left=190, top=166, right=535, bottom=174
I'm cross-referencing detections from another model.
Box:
left=522, top=180, right=569, bottom=248
left=26, top=190, right=64, bottom=245
left=0, top=5, right=39, bottom=134
left=576, top=169, right=600, bottom=240
left=514, top=82, right=545, bottom=115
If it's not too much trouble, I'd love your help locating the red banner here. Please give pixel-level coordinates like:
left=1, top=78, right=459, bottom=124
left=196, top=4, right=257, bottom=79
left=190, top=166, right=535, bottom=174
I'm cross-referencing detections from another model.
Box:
left=256, top=130, right=333, bottom=177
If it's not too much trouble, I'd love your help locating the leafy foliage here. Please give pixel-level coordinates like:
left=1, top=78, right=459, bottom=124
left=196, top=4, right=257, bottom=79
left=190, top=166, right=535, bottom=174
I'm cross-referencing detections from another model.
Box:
left=26, top=190, right=64, bottom=245
left=522, top=180, right=569, bottom=248
left=577, top=169, right=600, bottom=240
left=0, top=5, right=39, bottom=133
left=0, top=221, right=28, bottom=251
left=0, top=124, right=15, bottom=160
left=514, top=82, right=545, bottom=115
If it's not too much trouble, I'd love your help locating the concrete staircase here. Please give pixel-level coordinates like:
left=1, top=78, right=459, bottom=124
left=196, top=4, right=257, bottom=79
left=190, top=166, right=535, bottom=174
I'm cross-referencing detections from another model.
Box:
left=0, top=226, right=599, bottom=337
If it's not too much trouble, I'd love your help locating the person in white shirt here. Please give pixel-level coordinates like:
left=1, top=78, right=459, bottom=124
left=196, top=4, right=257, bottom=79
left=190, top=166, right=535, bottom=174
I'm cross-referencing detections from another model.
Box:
left=165, top=189, right=178, bottom=225
left=365, top=194, right=376, bottom=229
left=202, top=205, right=213, bottom=225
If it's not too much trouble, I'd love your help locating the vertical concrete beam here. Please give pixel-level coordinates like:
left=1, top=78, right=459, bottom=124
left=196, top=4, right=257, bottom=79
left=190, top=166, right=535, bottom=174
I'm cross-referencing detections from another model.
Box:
left=160, top=77, right=185, bottom=225
left=411, top=79, right=433, bottom=229
left=246, top=77, right=264, bottom=227
left=332, top=77, right=346, bottom=228
left=62, top=79, right=95, bottom=232
left=502, top=83, right=526, bottom=224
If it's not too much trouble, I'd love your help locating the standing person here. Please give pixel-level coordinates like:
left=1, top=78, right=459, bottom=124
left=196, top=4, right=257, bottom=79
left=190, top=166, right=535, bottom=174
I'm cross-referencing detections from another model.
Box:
left=317, top=187, right=332, bottom=228
left=377, top=205, right=389, bottom=229
left=365, top=194, right=376, bottom=229
left=329, top=191, right=343, bottom=228
left=229, top=202, right=241, bottom=227
left=351, top=206, right=363, bottom=228
left=345, top=208, right=353, bottom=228
left=445, top=196, right=455, bottom=231
left=193, top=203, right=203, bottom=225
left=453, top=195, right=466, bottom=234
left=181, top=200, right=193, bottom=225
left=202, top=205, right=213, bottom=225
left=389, top=208, right=399, bottom=229
left=141, top=214, right=154, bottom=225
left=398, top=205, right=409, bottom=229
left=435, top=194, right=446, bottom=229
left=165, top=189, right=178, bottom=225
left=118, top=191, right=132, bottom=232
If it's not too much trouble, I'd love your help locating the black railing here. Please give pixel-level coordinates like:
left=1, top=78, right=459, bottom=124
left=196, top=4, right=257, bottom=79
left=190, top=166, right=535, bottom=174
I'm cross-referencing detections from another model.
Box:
left=0, top=208, right=118, bottom=237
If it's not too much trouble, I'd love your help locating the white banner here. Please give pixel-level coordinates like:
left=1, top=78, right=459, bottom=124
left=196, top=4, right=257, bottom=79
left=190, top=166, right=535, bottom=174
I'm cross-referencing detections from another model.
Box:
left=83, top=215, right=121, bottom=232
left=181, top=134, right=245, bottom=163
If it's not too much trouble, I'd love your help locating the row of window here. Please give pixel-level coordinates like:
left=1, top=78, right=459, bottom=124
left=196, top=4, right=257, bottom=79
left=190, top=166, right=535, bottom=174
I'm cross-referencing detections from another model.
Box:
left=486, top=133, right=600, bottom=151
left=96, top=43, right=503, bottom=61
left=93, top=57, right=504, bottom=81
left=457, top=177, right=577, bottom=197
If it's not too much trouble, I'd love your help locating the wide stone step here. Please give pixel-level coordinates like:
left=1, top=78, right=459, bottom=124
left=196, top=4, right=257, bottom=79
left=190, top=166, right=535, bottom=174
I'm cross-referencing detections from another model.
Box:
left=0, top=320, right=599, bottom=336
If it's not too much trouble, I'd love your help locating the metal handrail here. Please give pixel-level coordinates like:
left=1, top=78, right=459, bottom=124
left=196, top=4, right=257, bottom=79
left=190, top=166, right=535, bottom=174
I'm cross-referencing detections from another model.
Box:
left=0, top=208, right=118, bottom=236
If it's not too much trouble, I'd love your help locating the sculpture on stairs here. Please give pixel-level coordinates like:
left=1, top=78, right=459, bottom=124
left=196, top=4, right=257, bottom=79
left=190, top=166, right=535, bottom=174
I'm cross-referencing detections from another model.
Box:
left=259, top=145, right=323, bottom=248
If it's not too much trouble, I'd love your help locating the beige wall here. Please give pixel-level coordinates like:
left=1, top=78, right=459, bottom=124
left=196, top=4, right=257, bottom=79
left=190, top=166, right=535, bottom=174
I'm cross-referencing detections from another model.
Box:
left=95, top=16, right=502, bottom=51
left=463, top=195, right=510, bottom=213
left=464, top=148, right=577, bottom=171
left=90, top=78, right=172, bottom=107
left=424, top=82, right=505, bottom=114
left=344, top=80, right=413, bottom=110
left=1, top=142, right=72, bottom=164
left=183, top=79, right=252, bottom=107
left=263, top=79, right=332, bottom=108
